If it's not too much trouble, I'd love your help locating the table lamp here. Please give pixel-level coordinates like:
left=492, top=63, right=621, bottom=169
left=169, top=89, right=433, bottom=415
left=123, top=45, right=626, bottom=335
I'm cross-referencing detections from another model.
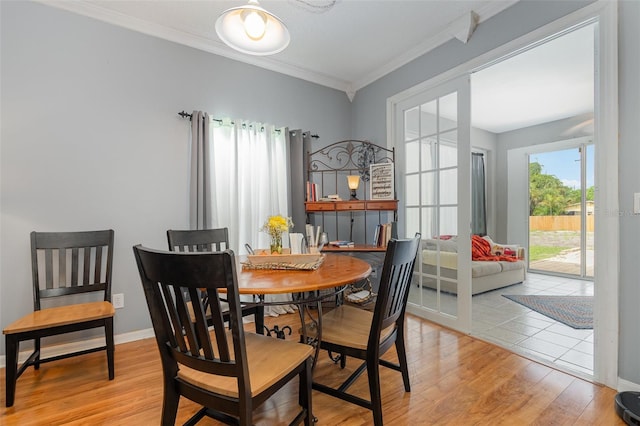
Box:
left=347, top=175, right=360, bottom=200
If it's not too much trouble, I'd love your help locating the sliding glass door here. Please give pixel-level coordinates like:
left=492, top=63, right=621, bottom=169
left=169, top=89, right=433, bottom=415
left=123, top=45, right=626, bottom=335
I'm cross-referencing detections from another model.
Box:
left=528, top=143, right=594, bottom=278
left=396, top=75, right=472, bottom=332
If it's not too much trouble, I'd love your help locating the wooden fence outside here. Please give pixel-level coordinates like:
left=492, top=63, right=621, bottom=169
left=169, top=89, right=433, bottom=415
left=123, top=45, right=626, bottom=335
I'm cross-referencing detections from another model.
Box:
left=529, top=215, right=595, bottom=232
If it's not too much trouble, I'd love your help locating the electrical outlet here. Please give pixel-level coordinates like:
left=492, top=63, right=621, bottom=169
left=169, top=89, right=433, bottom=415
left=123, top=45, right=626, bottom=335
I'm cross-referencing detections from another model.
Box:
left=371, top=268, right=377, bottom=278
left=113, top=293, right=124, bottom=309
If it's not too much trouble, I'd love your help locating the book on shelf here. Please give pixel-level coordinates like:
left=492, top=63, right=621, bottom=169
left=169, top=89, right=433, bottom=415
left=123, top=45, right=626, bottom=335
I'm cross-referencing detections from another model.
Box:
left=374, top=222, right=397, bottom=248
left=318, top=195, right=343, bottom=201
left=307, top=183, right=343, bottom=202
left=329, top=240, right=355, bottom=247
left=306, top=181, right=319, bottom=202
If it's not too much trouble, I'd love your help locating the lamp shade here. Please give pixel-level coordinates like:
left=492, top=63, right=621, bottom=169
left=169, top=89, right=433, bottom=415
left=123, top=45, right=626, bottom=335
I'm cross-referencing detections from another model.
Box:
left=347, top=175, right=360, bottom=190
left=215, top=0, right=290, bottom=56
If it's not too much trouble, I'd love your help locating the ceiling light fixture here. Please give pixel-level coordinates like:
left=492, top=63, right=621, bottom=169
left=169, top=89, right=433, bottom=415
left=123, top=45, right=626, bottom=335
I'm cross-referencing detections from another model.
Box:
left=215, top=0, right=290, bottom=56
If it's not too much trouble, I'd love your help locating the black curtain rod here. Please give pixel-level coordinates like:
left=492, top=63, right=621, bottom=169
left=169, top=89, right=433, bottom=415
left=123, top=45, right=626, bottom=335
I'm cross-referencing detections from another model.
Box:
left=178, top=111, right=225, bottom=123
left=178, top=111, right=319, bottom=138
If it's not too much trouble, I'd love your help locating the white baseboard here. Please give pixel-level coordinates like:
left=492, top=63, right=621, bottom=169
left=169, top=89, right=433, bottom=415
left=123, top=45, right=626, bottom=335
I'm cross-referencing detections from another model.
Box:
left=0, top=328, right=155, bottom=369
left=618, top=378, right=640, bottom=392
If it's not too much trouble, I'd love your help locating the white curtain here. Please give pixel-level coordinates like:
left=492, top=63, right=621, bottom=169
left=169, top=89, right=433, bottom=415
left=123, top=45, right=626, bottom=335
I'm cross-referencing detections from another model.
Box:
left=198, top=117, right=296, bottom=316
left=207, top=118, right=290, bottom=250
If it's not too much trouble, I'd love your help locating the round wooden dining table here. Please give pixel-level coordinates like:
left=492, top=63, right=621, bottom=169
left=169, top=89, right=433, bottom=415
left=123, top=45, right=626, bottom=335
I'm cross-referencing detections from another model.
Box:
left=236, top=253, right=372, bottom=295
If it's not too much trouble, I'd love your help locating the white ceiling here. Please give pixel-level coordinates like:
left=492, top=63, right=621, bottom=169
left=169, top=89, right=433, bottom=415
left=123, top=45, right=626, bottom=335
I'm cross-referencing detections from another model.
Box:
left=41, top=0, right=518, bottom=93
left=40, top=0, right=594, bottom=134
left=471, top=23, right=594, bottom=133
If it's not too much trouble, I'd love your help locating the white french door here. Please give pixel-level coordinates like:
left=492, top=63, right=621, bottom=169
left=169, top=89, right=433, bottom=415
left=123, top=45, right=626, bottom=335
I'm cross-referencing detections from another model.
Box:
left=394, top=74, right=472, bottom=333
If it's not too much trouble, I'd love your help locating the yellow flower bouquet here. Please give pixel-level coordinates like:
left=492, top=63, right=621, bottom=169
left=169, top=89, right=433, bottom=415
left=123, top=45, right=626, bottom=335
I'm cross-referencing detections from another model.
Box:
left=261, top=215, right=293, bottom=254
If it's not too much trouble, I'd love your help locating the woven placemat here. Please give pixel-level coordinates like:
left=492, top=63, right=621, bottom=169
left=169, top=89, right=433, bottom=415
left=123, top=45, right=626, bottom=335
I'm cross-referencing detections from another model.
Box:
left=242, top=255, right=325, bottom=271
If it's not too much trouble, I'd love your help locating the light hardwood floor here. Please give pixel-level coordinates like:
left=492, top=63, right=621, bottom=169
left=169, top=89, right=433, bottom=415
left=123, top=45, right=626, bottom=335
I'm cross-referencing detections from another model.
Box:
left=1, top=313, right=624, bottom=425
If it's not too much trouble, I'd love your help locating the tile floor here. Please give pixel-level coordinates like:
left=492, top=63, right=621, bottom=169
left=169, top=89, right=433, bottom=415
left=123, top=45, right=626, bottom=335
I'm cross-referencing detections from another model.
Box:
left=408, top=272, right=595, bottom=378
left=472, top=272, right=594, bottom=378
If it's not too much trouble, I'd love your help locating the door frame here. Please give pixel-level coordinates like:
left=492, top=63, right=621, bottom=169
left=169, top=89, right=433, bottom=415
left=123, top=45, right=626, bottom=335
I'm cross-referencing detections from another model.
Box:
left=386, top=0, right=618, bottom=387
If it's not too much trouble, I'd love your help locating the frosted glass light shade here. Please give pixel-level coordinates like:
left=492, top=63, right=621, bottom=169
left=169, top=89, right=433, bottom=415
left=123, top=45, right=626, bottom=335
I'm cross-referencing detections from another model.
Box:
left=347, top=175, right=360, bottom=200
left=347, top=175, right=360, bottom=190
left=215, top=0, right=290, bottom=56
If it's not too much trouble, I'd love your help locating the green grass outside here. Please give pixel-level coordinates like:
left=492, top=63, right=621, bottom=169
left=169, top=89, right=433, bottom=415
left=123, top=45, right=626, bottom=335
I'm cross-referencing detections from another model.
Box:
left=529, top=245, right=570, bottom=262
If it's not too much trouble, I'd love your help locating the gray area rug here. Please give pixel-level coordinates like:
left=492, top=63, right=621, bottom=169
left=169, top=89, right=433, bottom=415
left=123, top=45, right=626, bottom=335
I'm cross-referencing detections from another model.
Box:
left=502, top=294, right=593, bottom=329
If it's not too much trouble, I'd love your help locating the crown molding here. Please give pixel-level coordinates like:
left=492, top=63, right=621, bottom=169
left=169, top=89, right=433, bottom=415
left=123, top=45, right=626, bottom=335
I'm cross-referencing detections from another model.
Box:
left=350, top=0, right=519, bottom=92
left=450, top=11, right=480, bottom=43
left=36, top=0, right=518, bottom=98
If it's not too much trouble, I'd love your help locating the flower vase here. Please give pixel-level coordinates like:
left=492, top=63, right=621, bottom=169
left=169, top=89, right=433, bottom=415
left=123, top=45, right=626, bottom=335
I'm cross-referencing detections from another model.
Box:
left=270, top=234, right=283, bottom=254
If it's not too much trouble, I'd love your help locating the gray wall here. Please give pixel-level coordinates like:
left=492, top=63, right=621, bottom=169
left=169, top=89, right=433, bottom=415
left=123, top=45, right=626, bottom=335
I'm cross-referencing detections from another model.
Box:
left=0, top=1, right=351, bottom=355
left=350, top=0, right=640, bottom=387
left=617, top=0, right=640, bottom=388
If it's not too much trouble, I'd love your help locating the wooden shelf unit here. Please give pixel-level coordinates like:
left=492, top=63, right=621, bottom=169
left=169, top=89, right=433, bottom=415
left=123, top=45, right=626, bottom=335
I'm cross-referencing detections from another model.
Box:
left=305, top=199, right=398, bottom=212
left=304, top=140, right=397, bottom=249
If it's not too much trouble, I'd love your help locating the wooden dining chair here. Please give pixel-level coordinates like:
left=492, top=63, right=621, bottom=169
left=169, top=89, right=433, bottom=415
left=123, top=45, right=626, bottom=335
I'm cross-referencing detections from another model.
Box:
left=310, top=233, right=421, bottom=426
left=166, top=228, right=264, bottom=334
left=3, top=230, right=115, bottom=407
left=133, top=245, right=313, bottom=426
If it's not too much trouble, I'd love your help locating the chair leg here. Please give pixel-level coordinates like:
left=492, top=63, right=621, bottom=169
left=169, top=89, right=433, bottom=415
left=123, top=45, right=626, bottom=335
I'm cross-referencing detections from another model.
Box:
left=105, top=317, right=115, bottom=380
left=367, top=359, right=383, bottom=426
left=34, top=337, right=41, bottom=370
left=395, top=329, right=411, bottom=392
left=160, top=384, right=180, bottom=426
left=299, top=358, right=313, bottom=426
left=239, top=399, right=253, bottom=426
left=5, top=335, right=19, bottom=407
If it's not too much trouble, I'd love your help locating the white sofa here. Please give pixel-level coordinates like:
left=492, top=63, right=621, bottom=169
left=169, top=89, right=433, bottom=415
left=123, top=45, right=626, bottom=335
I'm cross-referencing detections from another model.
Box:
left=419, top=237, right=526, bottom=295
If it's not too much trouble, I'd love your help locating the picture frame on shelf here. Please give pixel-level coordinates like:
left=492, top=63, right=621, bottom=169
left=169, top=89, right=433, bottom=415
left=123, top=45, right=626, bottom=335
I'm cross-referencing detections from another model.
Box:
left=370, top=163, right=394, bottom=200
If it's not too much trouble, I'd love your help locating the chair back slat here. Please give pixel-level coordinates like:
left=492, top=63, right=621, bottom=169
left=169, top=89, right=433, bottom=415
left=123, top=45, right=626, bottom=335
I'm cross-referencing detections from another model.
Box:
left=133, top=245, right=249, bottom=380
left=31, top=230, right=114, bottom=309
left=95, top=246, right=103, bottom=284
left=83, top=247, right=91, bottom=284
left=71, top=247, right=79, bottom=286
left=206, top=288, right=232, bottom=361
left=370, top=234, right=421, bottom=347
left=187, top=287, right=215, bottom=360
left=44, top=249, right=54, bottom=289
left=159, top=285, right=185, bottom=352
left=174, top=288, right=200, bottom=355
left=155, top=286, right=179, bottom=350
left=58, top=248, right=66, bottom=288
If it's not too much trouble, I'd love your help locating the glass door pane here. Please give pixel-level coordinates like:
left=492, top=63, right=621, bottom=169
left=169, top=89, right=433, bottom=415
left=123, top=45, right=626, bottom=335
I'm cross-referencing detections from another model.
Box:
left=402, top=76, right=471, bottom=331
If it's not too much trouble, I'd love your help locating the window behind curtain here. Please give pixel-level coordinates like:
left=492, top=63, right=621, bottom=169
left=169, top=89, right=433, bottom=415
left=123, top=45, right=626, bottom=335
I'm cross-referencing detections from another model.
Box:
left=208, top=118, right=289, bottom=252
